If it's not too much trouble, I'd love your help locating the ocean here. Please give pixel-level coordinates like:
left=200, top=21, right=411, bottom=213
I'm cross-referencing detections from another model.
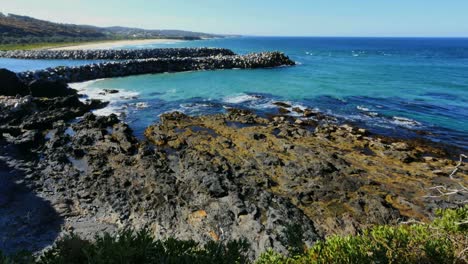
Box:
left=1, top=37, right=468, bottom=150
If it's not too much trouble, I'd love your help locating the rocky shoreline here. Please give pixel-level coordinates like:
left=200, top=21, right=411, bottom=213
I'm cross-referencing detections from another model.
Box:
left=17, top=52, right=295, bottom=83
left=1, top=70, right=466, bottom=257
left=0, top=48, right=235, bottom=60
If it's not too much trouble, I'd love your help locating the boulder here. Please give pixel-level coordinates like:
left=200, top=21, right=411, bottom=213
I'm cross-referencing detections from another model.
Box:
left=273, top=101, right=292, bottom=108
left=0, top=68, right=29, bottom=96
left=28, top=80, right=77, bottom=98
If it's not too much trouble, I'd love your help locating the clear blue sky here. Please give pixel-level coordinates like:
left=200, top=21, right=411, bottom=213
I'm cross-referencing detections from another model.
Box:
left=2, top=0, right=468, bottom=37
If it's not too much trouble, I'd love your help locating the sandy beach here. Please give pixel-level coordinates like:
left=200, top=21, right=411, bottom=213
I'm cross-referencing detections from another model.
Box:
left=48, top=39, right=184, bottom=50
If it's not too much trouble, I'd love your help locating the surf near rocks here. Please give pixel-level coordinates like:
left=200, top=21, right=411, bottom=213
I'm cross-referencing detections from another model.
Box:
left=0, top=47, right=235, bottom=60
left=17, top=52, right=296, bottom=83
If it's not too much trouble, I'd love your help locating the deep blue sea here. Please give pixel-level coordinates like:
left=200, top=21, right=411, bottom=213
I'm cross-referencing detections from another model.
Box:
left=1, top=37, right=468, bottom=150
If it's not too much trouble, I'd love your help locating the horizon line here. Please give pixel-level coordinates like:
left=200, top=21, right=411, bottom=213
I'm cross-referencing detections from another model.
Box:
left=236, top=35, right=468, bottom=39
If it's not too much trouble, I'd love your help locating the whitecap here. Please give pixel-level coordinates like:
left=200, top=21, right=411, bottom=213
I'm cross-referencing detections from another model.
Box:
left=180, top=103, right=213, bottom=109
left=356, top=105, right=370, bottom=111
left=223, top=93, right=261, bottom=104
left=135, top=102, right=149, bottom=109
left=392, top=116, right=422, bottom=127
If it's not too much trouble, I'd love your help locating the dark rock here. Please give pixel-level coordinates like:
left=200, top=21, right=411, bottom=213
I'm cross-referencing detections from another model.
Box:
left=303, top=109, right=317, bottom=117
left=273, top=101, right=292, bottom=108
left=0, top=68, right=29, bottom=96
left=292, top=107, right=304, bottom=114
left=0, top=48, right=235, bottom=60
left=28, top=80, right=77, bottom=98
left=278, top=107, right=291, bottom=114
left=17, top=52, right=296, bottom=84
left=2, top=129, right=40, bottom=147
left=103, top=89, right=119, bottom=94
left=86, top=99, right=109, bottom=110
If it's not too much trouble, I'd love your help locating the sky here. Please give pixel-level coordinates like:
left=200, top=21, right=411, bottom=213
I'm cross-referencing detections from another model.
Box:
left=2, top=0, right=468, bottom=37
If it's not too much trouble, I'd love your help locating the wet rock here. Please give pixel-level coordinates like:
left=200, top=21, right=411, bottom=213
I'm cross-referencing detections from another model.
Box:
left=273, top=101, right=292, bottom=108
left=303, top=109, right=317, bottom=117
left=278, top=107, right=291, bottom=114
left=103, top=89, right=119, bottom=94
left=292, top=107, right=304, bottom=114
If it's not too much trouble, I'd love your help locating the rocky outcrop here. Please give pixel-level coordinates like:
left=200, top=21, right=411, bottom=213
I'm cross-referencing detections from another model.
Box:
left=28, top=80, right=77, bottom=98
left=0, top=48, right=235, bottom=60
left=0, top=68, right=79, bottom=98
left=144, top=110, right=467, bottom=237
left=17, top=52, right=296, bottom=83
left=1, top=91, right=466, bottom=257
left=0, top=69, right=29, bottom=96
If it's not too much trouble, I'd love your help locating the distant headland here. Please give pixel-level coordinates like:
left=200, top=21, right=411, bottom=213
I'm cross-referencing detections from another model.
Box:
left=0, top=13, right=234, bottom=50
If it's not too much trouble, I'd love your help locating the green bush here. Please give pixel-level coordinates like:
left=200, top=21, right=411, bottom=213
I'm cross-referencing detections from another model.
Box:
left=255, top=205, right=467, bottom=264
left=0, top=250, right=34, bottom=264
left=35, top=229, right=250, bottom=264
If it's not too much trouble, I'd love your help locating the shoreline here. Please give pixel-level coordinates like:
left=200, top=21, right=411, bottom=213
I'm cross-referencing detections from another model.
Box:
left=0, top=66, right=466, bottom=255
left=48, top=38, right=185, bottom=50
left=1, top=88, right=466, bottom=255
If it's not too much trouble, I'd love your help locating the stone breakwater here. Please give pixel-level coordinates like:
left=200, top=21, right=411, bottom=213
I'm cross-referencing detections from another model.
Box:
left=17, top=52, right=296, bottom=83
left=0, top=48, right=235, bottom=60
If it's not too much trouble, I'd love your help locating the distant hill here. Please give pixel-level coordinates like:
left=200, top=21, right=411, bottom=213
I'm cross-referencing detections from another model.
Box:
left=0, top=13, right=223, bottom=45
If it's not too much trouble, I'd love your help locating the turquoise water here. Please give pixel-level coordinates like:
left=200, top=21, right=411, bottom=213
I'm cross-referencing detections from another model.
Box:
left=1, top=37, right=468, bottom=149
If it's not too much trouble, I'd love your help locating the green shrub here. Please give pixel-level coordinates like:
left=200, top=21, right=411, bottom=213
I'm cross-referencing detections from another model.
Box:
left=36, top=229, right=250, bottom=264
left=256, top=205, right=467, bottom=264
left=282, top=224, right=306, bottom=257
left=0, top=250, right=34, bottom=264
left=255, top=250, right=288, bottom=264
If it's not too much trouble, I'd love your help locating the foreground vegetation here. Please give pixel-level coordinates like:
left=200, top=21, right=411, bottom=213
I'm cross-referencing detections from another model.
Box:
left=1, top=206, right=466, bottom=264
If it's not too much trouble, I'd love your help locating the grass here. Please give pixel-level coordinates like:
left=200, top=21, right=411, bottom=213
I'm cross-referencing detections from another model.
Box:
left=0, top=37, right=185, bottom=51
left=0, top=42, right=95, bottom=51
left=1, top=206, right=466, bottom=263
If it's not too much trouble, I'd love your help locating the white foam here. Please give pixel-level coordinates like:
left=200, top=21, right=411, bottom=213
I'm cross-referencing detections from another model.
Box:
left=180, top=103, right=213, bottom=109
left=223, top=94, right=261, bottom=104
left=135, top=102, right=149, bottom=109
left=70, top=80, right=140, bottom=117
left=69, top=79, right=103, bottom=91
left=392, top=116, right=422, bottom=127
left=93, top=106, right=124, bottom=117
left=357, top=105, right=370, bottom=111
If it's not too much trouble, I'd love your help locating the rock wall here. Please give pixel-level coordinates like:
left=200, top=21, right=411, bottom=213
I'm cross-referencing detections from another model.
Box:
left=17, top=52, right=296, bottom=83
left=0, top=48, right=235, bottom=60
